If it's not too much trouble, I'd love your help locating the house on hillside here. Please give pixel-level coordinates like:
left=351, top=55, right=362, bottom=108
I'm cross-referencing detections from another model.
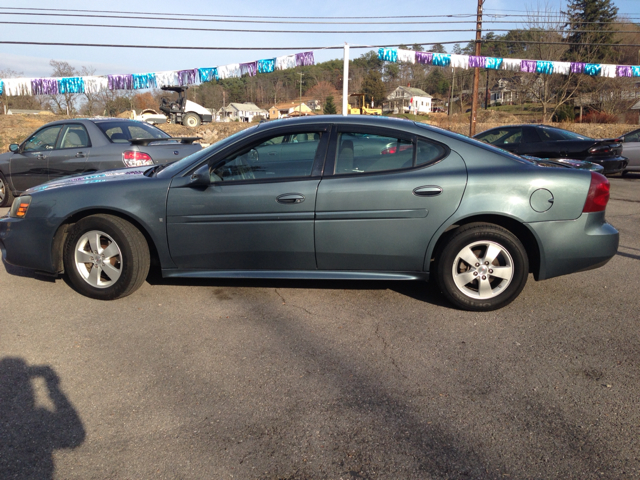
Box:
left=218, top=102, right=268, bottom=122
left=386, top=86, right=432, bottom=114
left=490, top=78, right=519, bottom=106
left=273, top=102, right=314, bottom=118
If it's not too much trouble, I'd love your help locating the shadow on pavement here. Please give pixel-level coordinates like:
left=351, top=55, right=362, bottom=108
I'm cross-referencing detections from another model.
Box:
left=0, top=358, right=85, bottom=479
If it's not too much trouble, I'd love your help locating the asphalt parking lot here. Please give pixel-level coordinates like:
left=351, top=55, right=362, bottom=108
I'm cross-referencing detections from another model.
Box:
left=1, top=174, right=639, bottom=479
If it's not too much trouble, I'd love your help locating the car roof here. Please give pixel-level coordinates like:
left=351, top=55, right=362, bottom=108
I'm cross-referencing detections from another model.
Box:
left=33, top=117, right=144, bottom=127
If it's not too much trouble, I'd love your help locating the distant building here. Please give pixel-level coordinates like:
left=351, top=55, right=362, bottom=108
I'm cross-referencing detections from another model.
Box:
left=386, top=86, right=432, bottom=114
left=218, top=102, right=268, bottom=122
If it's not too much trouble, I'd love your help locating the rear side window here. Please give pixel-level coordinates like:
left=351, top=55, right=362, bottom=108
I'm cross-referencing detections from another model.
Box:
left=96, top=121, right=170, bottom=143
left=335, top=133, right=414, bottom=174
left=59, top=124, right=91, bottom=149
left=476, top=128, right=523, bottom=145
left=416, top=139, right=447, bottom=166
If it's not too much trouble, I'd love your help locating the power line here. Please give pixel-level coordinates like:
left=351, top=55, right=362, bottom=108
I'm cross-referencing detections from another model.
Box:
left=0, top=6, right=478, bottom=20
left=0, top=20, right=636, bottom=36
left=0, top=40, right=470, bottom=51
left=2, top=11, right=639, bottom=26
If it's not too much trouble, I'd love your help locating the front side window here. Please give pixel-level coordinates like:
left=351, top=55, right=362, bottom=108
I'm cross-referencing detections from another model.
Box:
left=23, top=125, right=63, bottom=152
left=210, top=131, right=322, bottom=182
left=59, top=124, right=91, bottom=149
left=335, top=132, right=414, bottom=174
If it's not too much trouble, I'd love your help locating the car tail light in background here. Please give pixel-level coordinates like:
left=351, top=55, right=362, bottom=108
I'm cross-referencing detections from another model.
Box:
left=588, top=145, right=612, bottom=155
left=582, top=172, right=610, bottom=213
left=122, top=151, right=154, bottom=167
left=10, top=196, right=31, bottom=218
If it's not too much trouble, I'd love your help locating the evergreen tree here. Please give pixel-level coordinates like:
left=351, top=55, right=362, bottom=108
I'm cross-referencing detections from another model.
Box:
left=323, top=95, right=337, bottom=115
left=564, top=0, right=619, bottom=62
left=361, top=70, right=386, bottom=107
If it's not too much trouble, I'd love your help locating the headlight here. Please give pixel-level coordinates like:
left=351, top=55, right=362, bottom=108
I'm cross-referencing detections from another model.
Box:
left=10, top=196, right=32, bottom=218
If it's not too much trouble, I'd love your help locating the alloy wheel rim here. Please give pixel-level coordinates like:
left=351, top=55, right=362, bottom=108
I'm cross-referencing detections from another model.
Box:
left=74, top=230, right=123, bottom=288
left=0, top=178, right=5, bottom=203
left=451, top=240, right=514, bottom=300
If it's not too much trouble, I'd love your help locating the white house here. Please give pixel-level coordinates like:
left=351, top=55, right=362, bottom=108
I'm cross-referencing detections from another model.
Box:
left=386, top=86, right=432, bottom=114
left=218, top=102, right=268, bottom=122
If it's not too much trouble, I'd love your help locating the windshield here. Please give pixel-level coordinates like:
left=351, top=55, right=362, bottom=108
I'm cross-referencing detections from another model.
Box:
left=96, top=120, right=170, bottom=143
left=157, top=125, right=259, bottom=178
left=538, top=127, right=591, bottom=141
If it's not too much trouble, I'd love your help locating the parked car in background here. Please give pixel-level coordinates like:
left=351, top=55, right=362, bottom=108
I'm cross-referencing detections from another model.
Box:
left=0, top=116, right=618, bottom=311
left=0, top=118, right=202, bottom=207
left=618, top=127, right=640, bottom=176
left=474, top=125, right=627, bottom=175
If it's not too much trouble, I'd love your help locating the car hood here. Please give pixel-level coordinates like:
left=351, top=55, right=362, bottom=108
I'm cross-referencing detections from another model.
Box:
left=26, top=167, right=151, bottom=194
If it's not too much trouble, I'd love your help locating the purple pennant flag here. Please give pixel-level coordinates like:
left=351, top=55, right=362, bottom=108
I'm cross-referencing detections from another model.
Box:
left=415, top=52, right=433, bottom=65
left=296, top=51, right=315, bottom=67
left=31, top=78, right=59, bottom=95
left=469, top=56, right=486, bottom=68
left=178, top=69, right=197, bottom=85
left=617, top=65, right=632, bottom=77
left=240, top=62, right=258, bottom=77
left=520, top=60, right=537, bottom=73
left=570, top=62, right=586, bottom=74
left=108, top=74, right=133, bottom=90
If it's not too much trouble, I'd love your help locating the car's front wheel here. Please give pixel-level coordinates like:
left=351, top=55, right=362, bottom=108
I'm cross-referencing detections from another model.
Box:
left=436, top=223, right=529, bottom=311
left=0, top=173, right=15, bottom=208
left=64, top=215, right=150, bottom=300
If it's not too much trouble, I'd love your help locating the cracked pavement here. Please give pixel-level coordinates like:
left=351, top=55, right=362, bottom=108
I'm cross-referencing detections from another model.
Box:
left=1, top=175, right=639, bottom=479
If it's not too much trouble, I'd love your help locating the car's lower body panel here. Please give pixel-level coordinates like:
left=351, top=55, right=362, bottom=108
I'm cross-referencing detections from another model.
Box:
left=586, top=156, right=628, bottom=175
left=526, top=211, right=619, bottom=281
left=161, top=269, right=429, bottom=281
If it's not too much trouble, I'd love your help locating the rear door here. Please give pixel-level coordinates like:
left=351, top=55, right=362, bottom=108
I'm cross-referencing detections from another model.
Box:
left=47, top=123, right=92, bottom=181
left=9, top=124, right=63, bottom=192
left=315, top=125, right=467, bottom=272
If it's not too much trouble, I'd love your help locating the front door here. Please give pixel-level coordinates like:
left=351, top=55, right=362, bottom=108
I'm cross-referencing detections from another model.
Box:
left=9, top=124, right=63, bottom=192
left=315, top=126, right=467, bottom=272
left=166, top=126, right=329, bottom=271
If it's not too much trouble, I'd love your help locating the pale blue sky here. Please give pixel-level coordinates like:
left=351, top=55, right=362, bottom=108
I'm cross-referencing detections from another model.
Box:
left=0, top=0, right=637, bottom=78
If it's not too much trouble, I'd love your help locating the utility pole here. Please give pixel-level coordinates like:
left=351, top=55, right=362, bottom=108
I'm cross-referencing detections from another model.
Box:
left=485, top=70, right=490, bottom=109
left=298, top=72, right=304, bottom=116
left=469, top=0, right=484, bottom=136
left=448, top=67, right=455, bottom=116
left=342, top=43, right=350, bottom=115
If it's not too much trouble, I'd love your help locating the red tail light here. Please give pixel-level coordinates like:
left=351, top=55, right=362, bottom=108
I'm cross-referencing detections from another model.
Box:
left=123, top=151, right=154, bottom=167
left=582, top=171, right=610, bottom=213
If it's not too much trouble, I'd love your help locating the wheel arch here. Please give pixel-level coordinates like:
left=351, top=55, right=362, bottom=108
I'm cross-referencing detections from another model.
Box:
left=51, top=208, right=161, bottom=274
left=426, top=214, right=541, bottom=280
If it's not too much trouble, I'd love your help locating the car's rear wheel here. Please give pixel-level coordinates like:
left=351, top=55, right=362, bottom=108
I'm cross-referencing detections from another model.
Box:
left=436, top=223, right=528, bottom=311
left=64, top=215, right=150, bottom=300
left=182, top=113, right=201, bottom=128
left=0, top=173, right=15, bottom=207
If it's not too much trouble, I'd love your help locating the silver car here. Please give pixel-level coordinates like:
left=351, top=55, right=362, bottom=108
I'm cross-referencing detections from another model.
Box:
left=620, top=128, right=640, bottom=175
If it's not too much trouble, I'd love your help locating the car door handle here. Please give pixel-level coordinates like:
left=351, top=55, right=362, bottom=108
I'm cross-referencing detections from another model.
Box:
left=75, top=152, right=86, bottom=158
left=276, top=193, right=305, bottom=204
left=37, top=154, right=45, bottom=160
left=413, top=186, right=443, bottom=197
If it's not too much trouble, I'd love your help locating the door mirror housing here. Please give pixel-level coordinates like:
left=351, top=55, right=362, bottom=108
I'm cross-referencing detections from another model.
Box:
left=189, top=164, right=211, bottom=187
left=9, top=144, right=20, bottom=153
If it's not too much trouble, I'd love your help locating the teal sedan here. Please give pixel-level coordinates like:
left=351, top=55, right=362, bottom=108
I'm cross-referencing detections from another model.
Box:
left=0, top=116, right=618, bottom=311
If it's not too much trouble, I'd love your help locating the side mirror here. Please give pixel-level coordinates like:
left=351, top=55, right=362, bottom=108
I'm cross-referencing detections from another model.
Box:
left=189, top=164, right=211, bottom=187
left=9, top=144, right=20, bottom=153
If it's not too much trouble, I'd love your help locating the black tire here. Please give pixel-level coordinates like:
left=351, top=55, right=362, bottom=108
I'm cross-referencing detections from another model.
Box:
left=436, top=223, right=529, bottom=311
left=63, top=214, right=150, bottom=300
left=182, top=113, right=201, bottom=128
left=0, top=173, right=15, bottom=208
left=621, top=170, right=629, bottom=177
